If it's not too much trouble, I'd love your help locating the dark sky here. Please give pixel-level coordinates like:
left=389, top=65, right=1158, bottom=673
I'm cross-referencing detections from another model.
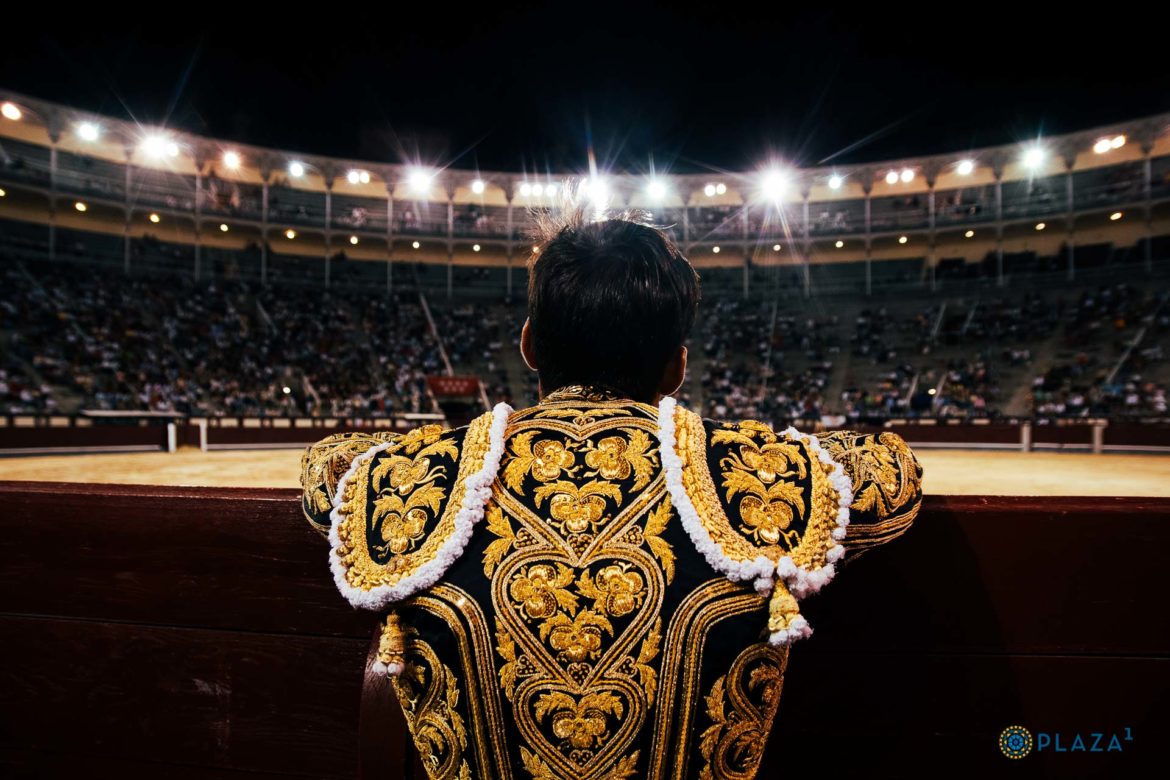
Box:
left=2, top=4, right=1168, bottom=175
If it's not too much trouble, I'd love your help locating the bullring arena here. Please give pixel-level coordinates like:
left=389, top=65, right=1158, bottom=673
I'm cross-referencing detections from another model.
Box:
left=2, top=68, right=1169, bottom=780
left=3, top=446, right=1170, bottom=496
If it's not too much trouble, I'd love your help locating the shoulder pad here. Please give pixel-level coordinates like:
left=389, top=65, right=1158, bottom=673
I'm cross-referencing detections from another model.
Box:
left=301, top=430, right=400, bottom=535
left=814, top=430, right=923, bottom=553
left=656, top=398, right=853, bottom=643
left=329, top=406, right=511, bottom=609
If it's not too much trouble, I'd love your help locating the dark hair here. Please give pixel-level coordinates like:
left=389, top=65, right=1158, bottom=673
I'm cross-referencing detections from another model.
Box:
left=527, top=204, right=701, bottom=401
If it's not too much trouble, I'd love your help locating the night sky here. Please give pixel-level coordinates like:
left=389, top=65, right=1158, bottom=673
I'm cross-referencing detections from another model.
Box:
left=2, top=4, right=1168, bottom=175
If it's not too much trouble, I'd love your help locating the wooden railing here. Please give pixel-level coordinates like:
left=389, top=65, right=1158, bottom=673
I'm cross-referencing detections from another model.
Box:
left=0, top=482, right=1166, bottom=778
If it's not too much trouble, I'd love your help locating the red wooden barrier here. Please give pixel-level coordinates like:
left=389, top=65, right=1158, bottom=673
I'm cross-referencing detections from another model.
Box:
left=0, top=482, right=1166, bottom=778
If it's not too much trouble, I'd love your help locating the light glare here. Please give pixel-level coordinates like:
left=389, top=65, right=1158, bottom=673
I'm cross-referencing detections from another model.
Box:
left=760, top=170, right=788, bottom=201
left=1023, top=147, right=1045, bottom=169
left=408, top=169, right=432, bottom=193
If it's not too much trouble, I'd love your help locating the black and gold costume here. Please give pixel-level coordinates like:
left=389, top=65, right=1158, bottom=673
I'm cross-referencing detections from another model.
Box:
left=301, top=386, right=923, bottom=780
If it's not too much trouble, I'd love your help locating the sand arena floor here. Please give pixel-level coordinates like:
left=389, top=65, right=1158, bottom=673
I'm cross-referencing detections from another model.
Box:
left=1, top=447, right=1168, bottom=496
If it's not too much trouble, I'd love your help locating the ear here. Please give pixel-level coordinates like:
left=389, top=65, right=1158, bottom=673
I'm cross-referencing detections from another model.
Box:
left=520, top=318, right=538, bottom=372
left=657, top=345, right=687, bottom=398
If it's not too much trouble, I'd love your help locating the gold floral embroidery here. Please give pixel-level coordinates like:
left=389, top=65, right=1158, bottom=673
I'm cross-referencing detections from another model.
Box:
left=541, top=609, right=614, bottom=663
left=330, top=411, right=491, bottom=593
left=643, top=497, right=676, bottom=583
left=392, top=634, right=473, bottom=780
left=535, top=691, right=624, bottom=750
left=816, top=430, right=921, bottom=517
left=489, top=402, right=666, bottom=779
left=577, top=564, right=646, bottom=618
left=505, top=432, right=577, bottom=491
left=482, top=502, right=515, bottom=576
left=715, top=424, right=807, bottom=550
left=582, top=429, right=658, bottom=490
left=299, top=430, right=399, bottom=531
left=697, top=644, right=788, bottom=780
left=534, top=480, right=623, bottom=535
left=509, top=563, right=580, bottom=620
left=633, top=618, right=663, bottom=707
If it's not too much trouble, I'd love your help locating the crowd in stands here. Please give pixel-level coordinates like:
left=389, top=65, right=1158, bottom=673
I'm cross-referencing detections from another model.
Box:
left=2, top=255, right=1168, bottom=426
left=0, top=261, right=441, bottom=417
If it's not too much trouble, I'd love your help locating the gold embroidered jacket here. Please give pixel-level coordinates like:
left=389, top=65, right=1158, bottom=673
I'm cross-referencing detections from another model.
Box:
left=301, top=386, right=923, bottom=780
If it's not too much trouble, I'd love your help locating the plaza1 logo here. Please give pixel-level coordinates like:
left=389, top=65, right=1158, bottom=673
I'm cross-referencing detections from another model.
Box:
left=998, top=725, right=1134, bottom=759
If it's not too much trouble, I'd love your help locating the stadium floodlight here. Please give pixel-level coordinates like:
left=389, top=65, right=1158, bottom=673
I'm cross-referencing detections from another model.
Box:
left=77, top=121, right=100, bottom=142
left=885, top=170, right=899, bottom=185
left=347, top=170, right=361, bottom=184
left=282, top=386, right=292, bottom=395
left=470, top=179, right=486, bottom=194
left=219, top=223, right=229, bottom=232
left=360, top=170, right=371, bottom=184
left=828, top=174, right=844, bottom=190
left=1110, top=212, right=1123, bottom=221
left=760, top=169, right=788, bottom=201
left=1035, top=222, right=1046, bottom=231
left=546, top=183, right=558, bottom=196
left=956, top=159, right=975, bottom=175
left=142, top=134, right=179, bottom=158
left=646, top=179, right=668, bottom=201
left=223, top=151, right=242, bottom=170
left=703, top=183, right=716, bottom=197
left=149, top=213, right=160, bottom=224
left=285, top=229, right=297, bottom=239
left=473, top=244, right=481, bottom=252
left=715, top=183, right=727, bottom=195
left=532, top=183, right=544, bottom=197
left=74, top=201, right=87, bottom=212
left=581, top=177, right=609, bottom=208
left=412, top=241, right=421, bottom=249
left=835, top=240, right=844, bottom=248
left=1111, top=135, right=1126, bottom=149
left=0, top=188, right=6, bottom=197
left=898, top=235, right=908, bottom=244
left=965, top=230, right=975, bottom=238
left=900, top=168, right=915, bottom=184
left=1, top=102, right=22, bottom=121
left=349, top=235, right=359, bottom=245
left=408, top=169, right=432, bottom=193
left=519, top=182, right=533, bottom=197
left=773, top=244, right=782, bottom=251
left=1093, top=138, right=1112, bottom=154
left=1023, top=146, right=1045, bottom=169
left=712, top=246, right=721, bottom=253
left=288, top=161, right=306, bottom=178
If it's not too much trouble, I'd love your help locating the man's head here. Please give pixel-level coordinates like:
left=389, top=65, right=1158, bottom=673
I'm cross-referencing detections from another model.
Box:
left=521, top=204, right=701, bottom=403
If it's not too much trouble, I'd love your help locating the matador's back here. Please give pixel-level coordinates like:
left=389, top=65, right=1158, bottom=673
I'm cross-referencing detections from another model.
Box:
left=302, top=385, right=923, bottom=779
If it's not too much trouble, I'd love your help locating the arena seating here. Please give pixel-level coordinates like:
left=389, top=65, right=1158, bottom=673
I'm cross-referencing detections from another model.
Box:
left=1, top=480, right=1166, bottom=777
left=3, top=242, right=1168, bottom=428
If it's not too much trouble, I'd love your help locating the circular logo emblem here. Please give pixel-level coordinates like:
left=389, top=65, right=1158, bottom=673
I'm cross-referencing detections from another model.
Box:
left=1000, top=725, right=1033, bottom=759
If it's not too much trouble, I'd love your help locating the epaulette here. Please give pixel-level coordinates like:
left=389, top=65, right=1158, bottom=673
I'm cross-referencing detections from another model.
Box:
left=655, top=397, right=853, bottom=644
left=326, top=404, right=512, bottom=610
